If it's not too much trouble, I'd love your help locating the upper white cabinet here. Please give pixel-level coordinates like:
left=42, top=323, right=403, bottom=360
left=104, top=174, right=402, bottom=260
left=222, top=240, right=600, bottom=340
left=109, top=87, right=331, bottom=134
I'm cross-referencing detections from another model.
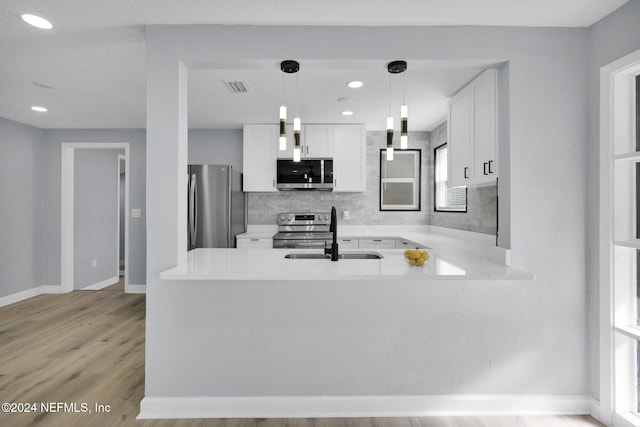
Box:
left=243, top=123, right=366, bottom=193
left=333, top=124, right=366, bottom=192
left=447, top=69, right=498, bottom=188
left=276, top=125, right=335, bottom=159
left=243, top=124, right=278, bottom=192
left=303, top=125, right=335, bottom=158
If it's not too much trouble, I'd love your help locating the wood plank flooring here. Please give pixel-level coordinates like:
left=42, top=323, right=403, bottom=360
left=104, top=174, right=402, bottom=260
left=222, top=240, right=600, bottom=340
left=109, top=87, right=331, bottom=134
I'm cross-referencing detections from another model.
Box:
left=0, top=288, right=606, bottom=427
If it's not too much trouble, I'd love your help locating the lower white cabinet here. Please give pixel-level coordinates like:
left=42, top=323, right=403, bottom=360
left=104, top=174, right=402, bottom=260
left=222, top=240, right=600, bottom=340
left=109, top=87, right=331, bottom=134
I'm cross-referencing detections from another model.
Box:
left=236, top=237, right=273, bottom=248
left=337, top=238, right=358, bottom=249
left=358, top=238, right=396, bottom=249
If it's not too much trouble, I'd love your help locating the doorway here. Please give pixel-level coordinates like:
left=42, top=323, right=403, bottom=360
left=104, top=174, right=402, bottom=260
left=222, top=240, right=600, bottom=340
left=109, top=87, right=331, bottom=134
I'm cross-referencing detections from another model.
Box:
left=61, top=142, right=131, bottom=293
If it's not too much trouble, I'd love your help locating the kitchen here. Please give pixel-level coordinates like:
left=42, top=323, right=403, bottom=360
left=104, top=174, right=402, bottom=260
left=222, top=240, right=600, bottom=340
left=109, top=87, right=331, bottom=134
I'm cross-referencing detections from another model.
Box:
left=143, top=22, right=588, bottom=420
left=1, top=2, right=639, bottom=425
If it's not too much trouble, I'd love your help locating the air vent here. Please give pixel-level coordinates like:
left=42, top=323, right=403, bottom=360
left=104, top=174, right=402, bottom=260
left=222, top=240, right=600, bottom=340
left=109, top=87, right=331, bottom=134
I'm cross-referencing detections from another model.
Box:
left=223, top=81, right=251, bottom=93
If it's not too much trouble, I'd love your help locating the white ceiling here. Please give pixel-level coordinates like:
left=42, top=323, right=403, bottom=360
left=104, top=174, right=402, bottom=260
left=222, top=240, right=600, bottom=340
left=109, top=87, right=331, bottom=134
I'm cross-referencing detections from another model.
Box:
left=0, top=0, right=628, bottom=130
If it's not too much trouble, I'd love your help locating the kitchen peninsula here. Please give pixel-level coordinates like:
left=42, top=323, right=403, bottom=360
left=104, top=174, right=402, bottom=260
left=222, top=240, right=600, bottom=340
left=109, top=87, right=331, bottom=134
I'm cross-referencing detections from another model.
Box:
left=140, top=226, right=534, bottom=419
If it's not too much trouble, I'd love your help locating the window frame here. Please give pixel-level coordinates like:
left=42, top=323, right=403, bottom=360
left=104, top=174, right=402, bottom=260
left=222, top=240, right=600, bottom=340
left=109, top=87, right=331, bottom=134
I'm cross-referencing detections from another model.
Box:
left=433, top=143, right=467, bottom=213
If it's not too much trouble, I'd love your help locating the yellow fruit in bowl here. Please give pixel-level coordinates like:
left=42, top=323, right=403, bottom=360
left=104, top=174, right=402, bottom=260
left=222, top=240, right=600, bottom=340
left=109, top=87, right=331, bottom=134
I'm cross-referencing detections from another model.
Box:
left=404, top=249, right=429, bottom=266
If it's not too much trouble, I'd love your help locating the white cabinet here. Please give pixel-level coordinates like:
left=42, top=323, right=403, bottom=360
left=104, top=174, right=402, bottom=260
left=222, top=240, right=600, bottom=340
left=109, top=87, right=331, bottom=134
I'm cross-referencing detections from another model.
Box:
left=337, top=238, right=358, bottom=249
left=243, top=124, right=278, bottom=192
left=333, top=124, right=366, bottom=192
left=358, top=238, right=396, bottom=249
left=304, top=125, right=334, bottom=158
left=236, top=237, right=273, bottom=248
left=447, top=69, right=498, bottom=188
left=276, top=125, right=334, bottom=159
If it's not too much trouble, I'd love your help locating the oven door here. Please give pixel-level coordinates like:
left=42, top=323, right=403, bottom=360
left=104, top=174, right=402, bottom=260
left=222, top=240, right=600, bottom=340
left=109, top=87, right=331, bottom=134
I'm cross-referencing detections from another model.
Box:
left=272, top=232, right=332, bottom=249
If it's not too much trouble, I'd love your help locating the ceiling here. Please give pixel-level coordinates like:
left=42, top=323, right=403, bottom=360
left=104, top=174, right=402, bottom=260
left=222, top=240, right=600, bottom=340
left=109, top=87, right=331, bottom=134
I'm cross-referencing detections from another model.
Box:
left=0, top=0, right=628, bottom=131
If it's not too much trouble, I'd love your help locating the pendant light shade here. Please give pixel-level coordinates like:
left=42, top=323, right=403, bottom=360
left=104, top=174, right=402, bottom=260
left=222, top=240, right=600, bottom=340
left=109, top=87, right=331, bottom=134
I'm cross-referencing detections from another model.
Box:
left=293, top=117, right=301, bottom=162
left=279, top=105, right=287, bottom=150
left=386, top=116, right=394, bottom=161
left=400, top=104, right=408, bottom=149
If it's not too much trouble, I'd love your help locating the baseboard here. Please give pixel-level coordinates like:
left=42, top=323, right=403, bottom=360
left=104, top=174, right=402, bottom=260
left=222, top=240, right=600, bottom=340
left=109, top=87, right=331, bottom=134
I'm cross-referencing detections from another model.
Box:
left=126, top=284, right=146, bottom=294
left=79, top=276, right=119, bottom=290
left=137, top=394, right=590, bottom=420
left=0, top=285, right=62, bottom=307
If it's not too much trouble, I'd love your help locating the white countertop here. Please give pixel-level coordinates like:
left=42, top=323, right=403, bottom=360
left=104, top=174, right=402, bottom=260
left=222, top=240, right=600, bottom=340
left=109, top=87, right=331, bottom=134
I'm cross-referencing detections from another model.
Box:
left=162, top=225, right=533, bottom=281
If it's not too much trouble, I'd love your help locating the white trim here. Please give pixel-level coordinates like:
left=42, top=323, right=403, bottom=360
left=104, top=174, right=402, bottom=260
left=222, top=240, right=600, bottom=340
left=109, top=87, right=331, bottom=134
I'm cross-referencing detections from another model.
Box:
left=138, top=394, right=590, bottom=420
left=600, top=48, right=640, bottom=427
left=78, top=276, right=119, bottom=291
left=0, top=285, right=62, bottom=308
left=613, top=412, right=640, bottom=427
left=126, top=284, right=146, bottom=294
left=60, top=143, right=131, bottom=294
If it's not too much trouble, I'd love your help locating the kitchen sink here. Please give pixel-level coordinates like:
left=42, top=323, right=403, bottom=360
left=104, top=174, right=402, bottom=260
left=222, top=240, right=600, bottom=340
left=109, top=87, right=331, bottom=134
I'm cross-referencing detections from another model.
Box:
left=284, top=251, right=383, bottom=260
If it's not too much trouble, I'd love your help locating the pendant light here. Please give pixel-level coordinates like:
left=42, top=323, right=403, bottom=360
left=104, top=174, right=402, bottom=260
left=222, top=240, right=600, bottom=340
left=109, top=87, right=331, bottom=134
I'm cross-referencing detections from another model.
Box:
left=279, top=60, right=300, bottom=152
left=387, top=60, right=408, bottom=159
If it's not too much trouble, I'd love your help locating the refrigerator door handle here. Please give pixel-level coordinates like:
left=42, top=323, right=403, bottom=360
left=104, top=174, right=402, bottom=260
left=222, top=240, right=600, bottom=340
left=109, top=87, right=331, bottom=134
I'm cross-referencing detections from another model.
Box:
left=227, top=168, right=232, bottom=248
left=189, top=173, right=197, bottom=249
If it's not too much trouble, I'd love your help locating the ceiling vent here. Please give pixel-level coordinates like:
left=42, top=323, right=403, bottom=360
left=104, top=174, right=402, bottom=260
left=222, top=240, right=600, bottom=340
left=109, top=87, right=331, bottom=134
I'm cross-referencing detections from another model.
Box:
left=223, top=81, right=251, bottom=94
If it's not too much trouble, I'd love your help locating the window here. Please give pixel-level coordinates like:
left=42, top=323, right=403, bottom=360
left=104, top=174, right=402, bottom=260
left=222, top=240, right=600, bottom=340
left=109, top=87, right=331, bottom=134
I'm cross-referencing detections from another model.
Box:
left=380, top=149, right=420, bottom=211
left=434, top=144, right=466, bottom=212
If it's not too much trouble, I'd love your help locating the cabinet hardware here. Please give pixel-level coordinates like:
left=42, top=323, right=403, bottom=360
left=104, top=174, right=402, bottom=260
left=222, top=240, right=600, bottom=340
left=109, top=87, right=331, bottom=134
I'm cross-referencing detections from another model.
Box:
left=484, top=162, right=489, bottom=175
left=464, top=167, right=469, bottom=179
left=250, top=239, right=259, bottom=241
left=488, top=160, right=494, bottom=174
left=373, top=239, right=382, bottom=242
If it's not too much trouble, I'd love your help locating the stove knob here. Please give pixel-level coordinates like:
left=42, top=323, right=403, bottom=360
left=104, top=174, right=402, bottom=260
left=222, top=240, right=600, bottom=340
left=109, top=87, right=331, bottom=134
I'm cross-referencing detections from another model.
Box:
left=280, top=216, right=285, bottom=222
left=287, top=216, right=293, bottom=221
left=324, top=215, right=329, bottom=220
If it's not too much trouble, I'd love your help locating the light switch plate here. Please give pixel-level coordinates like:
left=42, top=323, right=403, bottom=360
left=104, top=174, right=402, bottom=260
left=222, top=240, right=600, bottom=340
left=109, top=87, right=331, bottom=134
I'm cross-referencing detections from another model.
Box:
left=131, top=208, right=141, bottom=218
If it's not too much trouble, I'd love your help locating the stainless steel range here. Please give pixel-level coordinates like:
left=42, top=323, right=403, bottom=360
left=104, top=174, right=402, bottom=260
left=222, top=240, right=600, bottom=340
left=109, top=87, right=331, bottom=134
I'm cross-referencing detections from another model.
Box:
left=272, top=212, right=333, bottom=249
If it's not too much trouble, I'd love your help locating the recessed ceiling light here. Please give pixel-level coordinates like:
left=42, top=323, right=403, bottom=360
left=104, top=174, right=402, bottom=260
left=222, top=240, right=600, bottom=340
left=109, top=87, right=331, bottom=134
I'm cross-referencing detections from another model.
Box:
left=341, top=111, right=354, bottom=116
left=20, top=13, right=53, bottom=30
left=31, top=106, right=48, bottom=112
left=347, top=81, right=363, bottom=89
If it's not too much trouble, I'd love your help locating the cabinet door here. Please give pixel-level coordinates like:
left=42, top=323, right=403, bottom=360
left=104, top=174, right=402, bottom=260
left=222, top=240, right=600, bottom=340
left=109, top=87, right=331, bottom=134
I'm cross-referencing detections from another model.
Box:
left=358, top=238, right=395, bottom=249
left=473, top=69, right=498, bottom=184
left=304, top=125, right=334, bottom=158
left=333, top=124, right=366, bottom=192
left=338, top=238, right=359, bottom=249
left=242, top=124, right=277, bottom=192
left=236, top=237, right=273, bottom=248
left=276, top=124, right=295, bottom=158
left=447, top=90, right=473, bottom=188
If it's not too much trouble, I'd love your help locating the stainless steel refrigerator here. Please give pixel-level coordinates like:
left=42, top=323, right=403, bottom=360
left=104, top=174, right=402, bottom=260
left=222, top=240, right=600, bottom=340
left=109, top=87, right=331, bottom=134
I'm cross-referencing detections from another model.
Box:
left=187, top=164, right=246, bottom=249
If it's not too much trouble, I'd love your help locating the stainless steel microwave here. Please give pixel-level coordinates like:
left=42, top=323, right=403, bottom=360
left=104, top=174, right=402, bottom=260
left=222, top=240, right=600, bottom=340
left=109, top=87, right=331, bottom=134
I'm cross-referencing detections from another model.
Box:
left=276, top=159, right=334, bottom=190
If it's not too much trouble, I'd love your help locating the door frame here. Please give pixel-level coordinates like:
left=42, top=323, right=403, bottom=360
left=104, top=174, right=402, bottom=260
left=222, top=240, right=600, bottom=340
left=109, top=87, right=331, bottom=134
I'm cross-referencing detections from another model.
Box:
left=61, top=142, right=131, bottom=293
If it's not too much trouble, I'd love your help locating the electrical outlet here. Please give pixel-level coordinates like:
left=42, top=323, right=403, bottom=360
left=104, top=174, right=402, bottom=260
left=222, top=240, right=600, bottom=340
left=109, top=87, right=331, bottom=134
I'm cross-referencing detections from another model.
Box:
left=343, top=210, right=350, bottom=220
left=92, top=259, right=97, bottom=268
left=131, top=208, right=141, bottom=218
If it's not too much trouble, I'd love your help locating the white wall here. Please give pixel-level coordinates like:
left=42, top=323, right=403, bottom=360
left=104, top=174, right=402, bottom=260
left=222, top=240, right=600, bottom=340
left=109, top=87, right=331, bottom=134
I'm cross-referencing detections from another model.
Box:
left=145, top=24, right=591, bottom=399
left=73, top=149, right=122, bottom=289
left=585, top=0, right=640, bottom=402
left=0, top=117, right=44, bottom=298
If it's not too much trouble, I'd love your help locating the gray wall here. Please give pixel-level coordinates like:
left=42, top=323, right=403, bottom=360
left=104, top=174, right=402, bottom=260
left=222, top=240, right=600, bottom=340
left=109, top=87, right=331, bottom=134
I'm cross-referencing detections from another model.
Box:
left=188, top=129, right=243, bottom=172
left=74, top=149, right=123, bottom=289
left=586, top=0, right=640, bottom=401
left=145, top=23, right=590, bottom=399
left=42, top=129, right=147, bottom=286
left=0, top=117, right=45, bottom=298
left=428, top=121, right=498, bottom=235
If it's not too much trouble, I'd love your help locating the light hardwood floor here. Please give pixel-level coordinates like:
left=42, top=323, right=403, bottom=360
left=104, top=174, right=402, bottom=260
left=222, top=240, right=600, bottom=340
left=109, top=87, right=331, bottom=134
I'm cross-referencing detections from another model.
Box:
left=0, top=289, right=605, bottom=427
